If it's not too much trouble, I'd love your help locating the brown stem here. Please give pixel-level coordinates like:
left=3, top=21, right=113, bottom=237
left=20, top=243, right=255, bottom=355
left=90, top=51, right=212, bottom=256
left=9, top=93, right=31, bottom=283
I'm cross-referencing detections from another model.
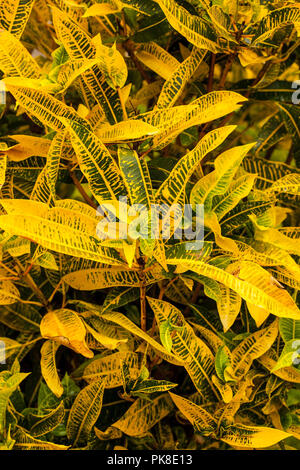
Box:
left=94, top=16, right=114, bottom=36
left=265, top=144, right=276, bottom=161
left=285, top=146, right=294, bottom=165
left=218, top=112, right=235, bottom=128
left=14, top=258, right=51, bottom=310
left=207, top=53, right=216, bottom=93
left=117, top=86, right=128, bottom=120
left=245, top=61, right=271, bottom=98
left=69, top=167, right=98, bottom=209
left=198, top=122, right=211, bottom=140
left=184, top=282, right=201, bottom=315
left=140, top=284, right=147, bottom=331
left=48, top=280, right=63, bottom=304
left=121, top=10, right=127, bottom=36
left=218, top=54, right=235, bottom=89
left=198, top=54, right=236, bottom=141
left=123, top=40, right=151, bottom=84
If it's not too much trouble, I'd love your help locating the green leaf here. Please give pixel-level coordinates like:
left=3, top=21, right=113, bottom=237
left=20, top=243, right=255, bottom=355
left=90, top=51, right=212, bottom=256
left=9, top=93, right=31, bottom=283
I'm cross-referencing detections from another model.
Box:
left=159, top=320, right=173, bottom=353
left=215, top=346, right=231, bottom=382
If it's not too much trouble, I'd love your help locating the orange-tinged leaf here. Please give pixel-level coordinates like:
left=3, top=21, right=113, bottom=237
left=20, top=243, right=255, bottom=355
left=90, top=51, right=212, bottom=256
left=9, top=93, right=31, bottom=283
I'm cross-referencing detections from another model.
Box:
left=40, top=309, right=93, bottom=358
left=220, top=423, right=291, bottom=448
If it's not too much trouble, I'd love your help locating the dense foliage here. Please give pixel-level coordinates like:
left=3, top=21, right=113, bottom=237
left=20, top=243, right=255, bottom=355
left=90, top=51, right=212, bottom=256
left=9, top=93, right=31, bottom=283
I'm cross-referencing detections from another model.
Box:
left=0, top=0, right=300, bottom=451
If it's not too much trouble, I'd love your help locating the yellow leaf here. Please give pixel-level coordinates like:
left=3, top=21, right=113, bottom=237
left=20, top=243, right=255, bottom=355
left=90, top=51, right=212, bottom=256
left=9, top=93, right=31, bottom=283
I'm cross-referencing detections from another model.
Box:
left=66, top=379, right=106, bottom=447
left=94, top=41, right=128, bottom=89
left=63, top=265, right=164, bottom=290
left=101, top=311, right=184, bottom=366
left=0, top=0, right=35, bottom=38
left=230, top=320, right=278, bottom=379
left=256, top=228, right=300, bottom=257
left=0, top=337, right=23, bottom=359
left=0, top=154, right=6, bottom=189
left=84, top=322, right=127, bottom=350
left=169, top=392, right=216, bottom=433
left=265, top=174, right=300, bottom=196
left=205, top=212, right=239, bottom=253
left=157, top=126, right=235, bottom=208
left=258, top=349, right=300, bottom=384
left=135, top=91, right=246, bottom=149
left=96, top=120, right=159, bottom=142
left=0, top=30, right=41, bottom=78
left=13, top=427, right=69, bottom=450
left=4, top=135, right=50, bottom=162
left=238, top=49, right=269, bottom=67
left=167, top=259, right=300, bottom=320
left=217, top=285, right=242, bottom=332
left=0, top=280, right=20, bottom=305
left=40, top=340, right=63, bottom=398
left=155, top=0, right=219, bottom=53
left=65, top=119, right=126, bottom=204
left=0, top=200, right=123, bottom=266
left=246, top=301, right=269, bottom=327
left=83, top=1, right=122, bottom=17
left=112, top=394, right=173, bottom=436
left=40, top=309, right=93, bottom=358
left=212, top=375, right=233, bottom=403
left=135, top=42, right=180, bottom=81
left=147, top=297, right=217, bottom=400
left=220, top=423, right=291, bottom=448
left=191, top=143, right=255, bottom=208
left=82, top=351, right=142, bottom=387
left=4, top=78, right=88, bottom=132
left=30, top=401, right=65, bottom=437
left=157, top=47, right=206, bottom=108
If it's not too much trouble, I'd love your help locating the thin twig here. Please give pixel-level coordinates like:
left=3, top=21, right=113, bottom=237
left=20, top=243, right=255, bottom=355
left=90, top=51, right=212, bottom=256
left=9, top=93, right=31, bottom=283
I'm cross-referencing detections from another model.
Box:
left=117, top=86, right=128, bottom=120
left=140, top=284, right=147, bottom=332
left=69, top=167, right=98, bottom=210
left=123, top=40, right=151, bottom=84
left=184, top=283, right=201, bottom=315
left=207, top=53, right=216, bottom=93
left=218, top=54, right=235, bottom=89
left=14, top=258, right=51, bottom=309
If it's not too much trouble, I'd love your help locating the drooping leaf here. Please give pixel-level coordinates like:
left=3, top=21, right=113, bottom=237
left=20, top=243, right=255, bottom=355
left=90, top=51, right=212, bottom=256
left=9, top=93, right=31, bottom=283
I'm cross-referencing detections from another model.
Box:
left=13, top=427, right=69, bottom=450
left=66, top=379, right=106, bottom=446
left=30, top=401, right=65, bottom=437
left=40, top=309, right=93, bottom=358
left=220, top=423, right=291, bottom=448
left=166, top=259, right=300, bottom=320
left=40, top=340, right=64, bottom=398
left=169, top=392, right=216, bottom=434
